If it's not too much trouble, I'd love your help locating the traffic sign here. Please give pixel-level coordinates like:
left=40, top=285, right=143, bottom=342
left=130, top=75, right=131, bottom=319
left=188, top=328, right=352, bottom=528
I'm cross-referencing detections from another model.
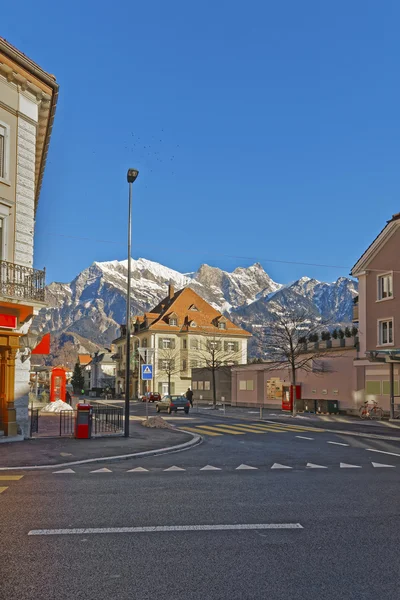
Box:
left=141, top=364, right=153, bottom=380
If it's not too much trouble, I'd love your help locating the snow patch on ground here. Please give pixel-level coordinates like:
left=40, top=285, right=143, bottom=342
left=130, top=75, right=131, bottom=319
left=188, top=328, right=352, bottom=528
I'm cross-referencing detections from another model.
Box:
left=41, top=400, right=73, bottom=413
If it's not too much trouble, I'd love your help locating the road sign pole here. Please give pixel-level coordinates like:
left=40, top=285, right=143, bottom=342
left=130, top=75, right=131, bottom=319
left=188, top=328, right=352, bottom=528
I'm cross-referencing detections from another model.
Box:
left=124, top=179, right=132, bottom=438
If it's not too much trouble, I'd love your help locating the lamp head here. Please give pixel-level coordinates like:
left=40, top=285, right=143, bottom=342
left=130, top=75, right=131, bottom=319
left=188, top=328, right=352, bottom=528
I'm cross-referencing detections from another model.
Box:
left=127, top=169, right=139, bottom=183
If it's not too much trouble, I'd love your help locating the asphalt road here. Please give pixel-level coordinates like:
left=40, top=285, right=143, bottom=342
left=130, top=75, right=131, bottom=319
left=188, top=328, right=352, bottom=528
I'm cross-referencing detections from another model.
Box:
left=2, top=405, right=400, bottom=600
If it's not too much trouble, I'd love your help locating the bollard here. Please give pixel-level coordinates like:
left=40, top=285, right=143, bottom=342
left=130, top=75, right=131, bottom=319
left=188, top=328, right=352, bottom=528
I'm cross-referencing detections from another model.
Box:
left=146, top=398, right=148, bottom=419
left=260, top=406, right=263, bottom=420
left=221, top=397, right=225, bottom=415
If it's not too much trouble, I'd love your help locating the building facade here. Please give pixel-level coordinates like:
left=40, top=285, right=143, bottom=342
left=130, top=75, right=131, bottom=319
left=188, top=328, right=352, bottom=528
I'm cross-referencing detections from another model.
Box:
left=351, top=212, right=400, bottom=412
left=114, top=285, right=251, bottom=398
left=0, top=38, right=58, bottom=437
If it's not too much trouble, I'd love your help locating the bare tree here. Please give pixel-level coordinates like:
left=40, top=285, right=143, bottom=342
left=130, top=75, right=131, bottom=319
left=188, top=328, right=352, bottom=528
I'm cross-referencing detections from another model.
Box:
left=157, top=347, right=181, bottom=395
left=263, top=303, right=334, bottom=416
left=195, top=333, right=243, bottom=408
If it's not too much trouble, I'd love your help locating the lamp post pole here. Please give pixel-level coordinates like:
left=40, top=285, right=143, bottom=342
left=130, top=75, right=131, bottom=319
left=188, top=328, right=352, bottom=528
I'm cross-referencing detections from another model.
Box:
left=125, top=168, right=139, bottom=438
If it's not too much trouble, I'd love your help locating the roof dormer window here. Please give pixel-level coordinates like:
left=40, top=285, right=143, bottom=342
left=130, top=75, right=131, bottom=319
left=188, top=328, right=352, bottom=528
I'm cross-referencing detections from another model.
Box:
left=189, top=305, right=199, bottom=311
left=170, top=318, right=178, bottom=326
left=218, top=322, right=226, bottom=330
left=190, top=321, right=197, bottom=327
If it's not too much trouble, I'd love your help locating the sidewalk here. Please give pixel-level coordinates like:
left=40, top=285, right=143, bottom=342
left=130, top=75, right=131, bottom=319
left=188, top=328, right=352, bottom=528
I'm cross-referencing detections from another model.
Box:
left=0, top=422, right=195, bottom=469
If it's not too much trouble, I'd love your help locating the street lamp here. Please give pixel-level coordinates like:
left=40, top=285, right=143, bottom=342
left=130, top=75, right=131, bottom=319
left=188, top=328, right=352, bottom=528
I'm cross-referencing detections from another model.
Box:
left=125, top=168, right=139, bottom=437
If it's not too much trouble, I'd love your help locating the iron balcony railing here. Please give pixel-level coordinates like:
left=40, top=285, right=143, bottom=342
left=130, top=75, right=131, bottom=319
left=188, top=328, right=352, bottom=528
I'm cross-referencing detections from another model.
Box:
left=0, top=260, right=46, bottom=302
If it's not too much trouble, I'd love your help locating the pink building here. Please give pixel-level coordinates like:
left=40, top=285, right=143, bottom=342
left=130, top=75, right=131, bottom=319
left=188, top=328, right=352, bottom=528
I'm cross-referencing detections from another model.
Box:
left=351, top=212, right=400, bottom=414
left=232, top=345, right=357, bottom=410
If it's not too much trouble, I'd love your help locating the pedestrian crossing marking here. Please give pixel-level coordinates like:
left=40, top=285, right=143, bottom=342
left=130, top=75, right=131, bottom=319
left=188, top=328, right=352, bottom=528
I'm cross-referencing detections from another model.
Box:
left=217, top=424, right=267, bottom=434
left=182, top=421, right=326, bottom=437
left=0, top=486, right=8, bottom=493
left=193, top=425, right=245, bottom=435
left=0, top=475, right=24, bottom=480
left=182, top=426, right=222, bottom=436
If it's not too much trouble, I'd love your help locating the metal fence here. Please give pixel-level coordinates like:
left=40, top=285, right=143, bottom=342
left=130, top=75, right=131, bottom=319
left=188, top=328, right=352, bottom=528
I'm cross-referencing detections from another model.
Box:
left=60, top=410, right=75, bottom=436
left=92, top=404, right=124, bottom=434
left=30, top=408, right=39, bottom=434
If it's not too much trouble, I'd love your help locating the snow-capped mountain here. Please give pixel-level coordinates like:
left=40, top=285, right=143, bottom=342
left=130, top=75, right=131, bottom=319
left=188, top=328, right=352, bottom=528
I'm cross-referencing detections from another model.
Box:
left=32, top=258, right=357, bottom=365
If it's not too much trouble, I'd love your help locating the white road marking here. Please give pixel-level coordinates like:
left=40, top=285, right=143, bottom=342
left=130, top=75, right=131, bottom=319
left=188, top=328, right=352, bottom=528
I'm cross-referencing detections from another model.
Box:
left=366, top=448, right=400, bottom=457
left=371, top=462, right=396, bottom=468
left=236, top=464, right=258, bottom=470
left=90, top=468, right=112, bottom=473
left=306, top=463, right=327, bottom=469
left=271, top=463, right=292, bottom=470
left=127, top=467, right=149, bottom=472
left=28, top=523, right=304, bottom=536
left=340, top=463, right=361, bottom=468
left=163, top=466, right=185, bottom=472
left=53, top=469, right=75, bottom=474
left=200, top=465, right=221, bottom=471
left=327, top=441, right=349, bottom=446
left=296, top=436, right=314, bottom=440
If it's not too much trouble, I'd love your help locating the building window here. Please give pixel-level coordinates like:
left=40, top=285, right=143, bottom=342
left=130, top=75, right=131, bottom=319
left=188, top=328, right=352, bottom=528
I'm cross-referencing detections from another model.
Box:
left=170, top=318, right=178, bottom=326
left=190, top=339, right=199, bottom=350
left=182, top=339, right=187, bottom=349
left=0, top=218, right=3, bottom=261
left=218, top=322, right=226, bottom=330
left=0, top=122, right=10, bottom=182
left=182, top=359, right=187, bottom=371
left=159, top=338, right=175, bottom=349
left=198, top=381, right=204, bottom=390
left=378, top=274, right=393, bottom=300
left=159, top=359, right=174, bottom=370
left=378, top=319, right=393, bottom=345
left=190, top=321, right=197, bottom=327
left=192, top=381, right=198, bottom=390
left=239, top=380, right=254, bottom=391
left=189, top=305, right=198, bottom=311
left=204, top=381, right=210, bottom=391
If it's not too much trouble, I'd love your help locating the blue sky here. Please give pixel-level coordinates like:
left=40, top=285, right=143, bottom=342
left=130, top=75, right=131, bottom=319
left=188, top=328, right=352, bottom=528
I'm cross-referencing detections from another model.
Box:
left=2, top=1, right=400, bottom=285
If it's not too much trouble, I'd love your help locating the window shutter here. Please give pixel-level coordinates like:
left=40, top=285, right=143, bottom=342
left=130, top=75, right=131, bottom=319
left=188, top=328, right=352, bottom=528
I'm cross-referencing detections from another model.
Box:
left=234, top=342, right=239, bottom=352
left=158, top=338, right=163, bottom=349
left=158, top=359, right=163, bottom=369
left=158, top=382, right=162, bottom=393
left=171, top=382, right=175, bottom=394
left=171, top=339, right=175, bottom=349
left=224, top=342, right=228, bottom=351
left=0, top=132, right=4, bottom=179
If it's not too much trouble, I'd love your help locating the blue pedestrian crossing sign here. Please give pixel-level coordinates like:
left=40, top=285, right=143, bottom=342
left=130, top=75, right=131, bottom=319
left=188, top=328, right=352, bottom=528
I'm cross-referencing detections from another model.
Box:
left=141, top=364, right=153, bottom=380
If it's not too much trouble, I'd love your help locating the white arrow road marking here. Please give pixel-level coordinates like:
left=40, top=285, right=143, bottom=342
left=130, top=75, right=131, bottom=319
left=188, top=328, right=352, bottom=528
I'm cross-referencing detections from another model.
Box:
left=127, top=467, right=149, bottom=472
left=163, top=466, right=186, bottom=472
left=200, top=465, right=221, bottom=471
left=53, top=469, right=75, bottom=474
left=371, top=462, right=396, bottom=468
left=236, top=464, right=258, bottom=470
left=296, top=436, right=314, bottom=440
left=90, top=468, right=112, bottom=473
left=366, top=448, right=400, bottom=457
left=340, top=463, right=361, bottom=468
left=328, top=441, right=349, bottom=446
left=271, top=463, right=292, bottom=470
left=306, top=463, right=327, bottom=469
left=28, top=523, right=304, bottom=536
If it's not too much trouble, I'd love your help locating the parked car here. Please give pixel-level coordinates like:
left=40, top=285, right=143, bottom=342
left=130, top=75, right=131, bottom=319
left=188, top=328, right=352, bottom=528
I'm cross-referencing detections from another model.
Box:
left=141, top=392, right=161, bottom=403
left=156, top=395, right=190, bottom=414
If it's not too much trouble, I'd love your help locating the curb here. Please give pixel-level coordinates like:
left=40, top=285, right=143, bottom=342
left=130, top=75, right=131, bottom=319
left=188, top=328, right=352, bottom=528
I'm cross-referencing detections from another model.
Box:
left=195, top=408, right=400, bottom=442
left=0, top=431, right=202, bottom=471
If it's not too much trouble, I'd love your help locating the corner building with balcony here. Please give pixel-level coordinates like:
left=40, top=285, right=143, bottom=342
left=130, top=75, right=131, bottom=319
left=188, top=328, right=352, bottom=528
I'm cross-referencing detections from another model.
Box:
left=0, top=38, right=58, bottom=437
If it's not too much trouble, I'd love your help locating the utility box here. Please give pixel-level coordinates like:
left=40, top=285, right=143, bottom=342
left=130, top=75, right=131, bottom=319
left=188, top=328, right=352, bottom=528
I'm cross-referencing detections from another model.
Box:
left=327, top=400, right=339, bottom=414
left=303, top=399, right=316, bottom=413
left=75, top=403, right=93, bottom=439
left=282, top=385, right=301, bottom=411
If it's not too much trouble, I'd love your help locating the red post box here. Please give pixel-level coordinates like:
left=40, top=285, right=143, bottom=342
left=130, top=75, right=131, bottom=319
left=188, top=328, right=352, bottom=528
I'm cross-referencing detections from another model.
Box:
left=75, top=403, right=93, bottom=439
left=282, top=385, right=301, bottom=412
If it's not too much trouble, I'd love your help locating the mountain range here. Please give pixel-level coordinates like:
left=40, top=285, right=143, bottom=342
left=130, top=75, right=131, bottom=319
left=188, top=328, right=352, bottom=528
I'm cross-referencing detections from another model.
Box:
left=32, top=258, right=358, bottom=366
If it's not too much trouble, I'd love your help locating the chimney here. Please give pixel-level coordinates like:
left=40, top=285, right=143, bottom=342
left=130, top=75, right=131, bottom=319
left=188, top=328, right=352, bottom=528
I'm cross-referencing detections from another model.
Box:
left=168, top=282, right=175, bottom=299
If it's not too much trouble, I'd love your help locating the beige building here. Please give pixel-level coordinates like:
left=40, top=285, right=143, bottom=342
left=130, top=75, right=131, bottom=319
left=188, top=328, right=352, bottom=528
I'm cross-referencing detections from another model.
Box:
left=351, top=211, right=400, bottom=413
left=0, top=38, right=58, bottom=437
left=113, top=284, right=251, bottom=397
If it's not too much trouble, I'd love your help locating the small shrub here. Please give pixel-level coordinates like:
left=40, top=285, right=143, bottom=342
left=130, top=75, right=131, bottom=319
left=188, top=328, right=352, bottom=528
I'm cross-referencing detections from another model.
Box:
left=321, top=331, right=331, bottom=341
left=338, top=329, right=345, bottom=339
left=308, top=333, right=319, bottom=343
left=351, top=326, right=358, bottom=337
left=344, top=326, right=352, bottom=338
left=332, top=329, right=338, bottom=339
